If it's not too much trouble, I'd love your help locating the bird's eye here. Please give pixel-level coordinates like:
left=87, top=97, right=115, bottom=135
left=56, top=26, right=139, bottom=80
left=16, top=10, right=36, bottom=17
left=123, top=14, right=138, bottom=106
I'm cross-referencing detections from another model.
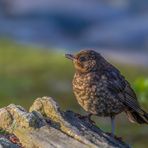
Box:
left=79, top=56, right=86, bottom=62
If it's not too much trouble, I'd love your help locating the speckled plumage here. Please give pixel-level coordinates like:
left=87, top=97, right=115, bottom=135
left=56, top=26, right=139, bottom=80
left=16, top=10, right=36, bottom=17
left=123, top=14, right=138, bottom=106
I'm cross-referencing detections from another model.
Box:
left=73, top=71, right=125, bottom=117
left=65, top=50, right=148, bottom=132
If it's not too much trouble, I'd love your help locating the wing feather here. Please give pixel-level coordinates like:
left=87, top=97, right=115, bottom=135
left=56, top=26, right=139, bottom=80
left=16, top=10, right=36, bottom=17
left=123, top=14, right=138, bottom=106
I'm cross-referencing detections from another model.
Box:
left=104, top=67, right=144, bottom=115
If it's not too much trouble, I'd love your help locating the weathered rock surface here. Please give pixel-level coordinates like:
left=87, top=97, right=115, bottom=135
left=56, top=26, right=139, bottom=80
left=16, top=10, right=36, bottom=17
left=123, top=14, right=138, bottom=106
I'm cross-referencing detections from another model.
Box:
left=0, top=97, right=130, bottom=148
left=0, top=137, right=20, bottom=148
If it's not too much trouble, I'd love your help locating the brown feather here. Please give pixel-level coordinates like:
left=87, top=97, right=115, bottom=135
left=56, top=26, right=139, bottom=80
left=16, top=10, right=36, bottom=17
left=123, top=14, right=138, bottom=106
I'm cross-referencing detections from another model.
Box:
left=126, top=110, right=148, bottom=124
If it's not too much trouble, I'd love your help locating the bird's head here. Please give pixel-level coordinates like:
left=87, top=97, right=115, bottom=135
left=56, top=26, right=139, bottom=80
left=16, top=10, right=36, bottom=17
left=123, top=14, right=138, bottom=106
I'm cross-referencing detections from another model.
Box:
left=65, top=50, right=102, bottom=73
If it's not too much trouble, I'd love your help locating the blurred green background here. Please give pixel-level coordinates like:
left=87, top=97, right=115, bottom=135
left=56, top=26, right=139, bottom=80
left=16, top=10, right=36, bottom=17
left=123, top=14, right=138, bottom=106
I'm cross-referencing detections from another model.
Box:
left=0, top=40, right=147, bottom=148
left=0, top=0, right=148, bottom=147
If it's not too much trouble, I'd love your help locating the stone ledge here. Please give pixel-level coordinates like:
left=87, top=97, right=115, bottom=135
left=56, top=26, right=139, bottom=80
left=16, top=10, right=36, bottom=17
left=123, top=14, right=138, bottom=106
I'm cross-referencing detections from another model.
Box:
left=0, top=97, right=130, bottom=148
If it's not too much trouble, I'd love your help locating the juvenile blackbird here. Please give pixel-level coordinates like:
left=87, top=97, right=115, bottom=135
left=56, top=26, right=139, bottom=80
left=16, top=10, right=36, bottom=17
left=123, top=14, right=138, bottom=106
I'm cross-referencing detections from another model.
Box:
left=65, top=49, right=148, bottom=135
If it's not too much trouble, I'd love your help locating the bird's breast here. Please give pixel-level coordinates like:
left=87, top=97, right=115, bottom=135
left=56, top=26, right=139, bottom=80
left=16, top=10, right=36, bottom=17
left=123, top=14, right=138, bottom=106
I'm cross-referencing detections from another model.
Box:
left=72, top=73, right=100, bottom=113
left=72, top=72, right=125, bottom=116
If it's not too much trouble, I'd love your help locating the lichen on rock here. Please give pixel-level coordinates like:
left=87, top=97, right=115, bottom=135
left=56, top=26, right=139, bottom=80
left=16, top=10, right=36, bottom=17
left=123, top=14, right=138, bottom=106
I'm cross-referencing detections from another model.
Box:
left=0, top=97, right=130, bottom=148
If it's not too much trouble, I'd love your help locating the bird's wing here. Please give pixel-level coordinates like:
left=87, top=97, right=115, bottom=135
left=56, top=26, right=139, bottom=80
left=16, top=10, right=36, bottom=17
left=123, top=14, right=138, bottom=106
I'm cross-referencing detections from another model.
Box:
left=104, top=67, right=143, bottom=114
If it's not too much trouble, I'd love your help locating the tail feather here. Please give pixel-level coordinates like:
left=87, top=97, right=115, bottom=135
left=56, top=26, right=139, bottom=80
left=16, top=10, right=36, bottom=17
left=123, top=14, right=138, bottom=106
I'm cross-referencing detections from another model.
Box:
left=126, top=110, right=148, bottom=124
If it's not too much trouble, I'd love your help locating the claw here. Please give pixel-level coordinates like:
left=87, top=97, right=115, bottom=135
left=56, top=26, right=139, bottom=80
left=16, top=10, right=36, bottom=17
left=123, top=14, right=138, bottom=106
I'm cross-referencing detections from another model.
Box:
left=76, top=113, right=95, bottom=124
left=106, top=132, right=123, bottom=141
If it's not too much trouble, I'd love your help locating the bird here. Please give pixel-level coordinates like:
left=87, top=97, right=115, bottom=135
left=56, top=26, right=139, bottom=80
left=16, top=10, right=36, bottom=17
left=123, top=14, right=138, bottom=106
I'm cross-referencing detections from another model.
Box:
left=65, top=49, right=148, bottom=136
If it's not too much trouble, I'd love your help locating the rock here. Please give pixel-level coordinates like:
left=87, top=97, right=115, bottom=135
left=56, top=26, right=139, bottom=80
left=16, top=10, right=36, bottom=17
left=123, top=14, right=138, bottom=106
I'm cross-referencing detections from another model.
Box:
left=0, top=137, right=20, bottom=148
left=0, top=97, right=130, bottom=148
left=0, top=104, right=46, bottom=130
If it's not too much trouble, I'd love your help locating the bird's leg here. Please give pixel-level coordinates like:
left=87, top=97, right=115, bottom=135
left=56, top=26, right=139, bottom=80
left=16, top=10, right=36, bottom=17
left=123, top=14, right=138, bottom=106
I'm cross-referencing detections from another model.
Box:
left=111, top=116, right=115, bottom=136
left=106, top=116, right=115, bottom=137
left=106, top=116, right=123, bottom=140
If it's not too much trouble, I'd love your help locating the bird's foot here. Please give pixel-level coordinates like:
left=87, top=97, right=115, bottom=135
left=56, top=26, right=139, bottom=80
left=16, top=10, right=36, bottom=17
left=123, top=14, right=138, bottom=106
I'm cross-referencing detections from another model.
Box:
left=75, top=113, right=95, bottom=124
left=114, top=136, right=123, bottom=141
left=106, top=132, right=123, bottom=141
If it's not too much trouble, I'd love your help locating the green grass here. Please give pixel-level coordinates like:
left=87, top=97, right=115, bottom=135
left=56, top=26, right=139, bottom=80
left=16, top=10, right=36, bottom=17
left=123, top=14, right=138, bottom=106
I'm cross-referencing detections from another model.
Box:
left=0, top=39, right=148, bottom=147
left=0, top=39, right=76, bottom=110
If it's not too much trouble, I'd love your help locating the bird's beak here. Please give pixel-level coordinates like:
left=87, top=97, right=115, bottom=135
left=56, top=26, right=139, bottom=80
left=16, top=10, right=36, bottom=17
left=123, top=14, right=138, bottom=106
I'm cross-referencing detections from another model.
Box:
left=65, top=54, right=75, bottom=61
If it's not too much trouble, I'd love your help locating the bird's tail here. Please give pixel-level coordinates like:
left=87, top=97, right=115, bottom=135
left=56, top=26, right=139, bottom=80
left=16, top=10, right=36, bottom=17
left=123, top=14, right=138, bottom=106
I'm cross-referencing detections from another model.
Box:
left=126, top=109, right=148, bottom=124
